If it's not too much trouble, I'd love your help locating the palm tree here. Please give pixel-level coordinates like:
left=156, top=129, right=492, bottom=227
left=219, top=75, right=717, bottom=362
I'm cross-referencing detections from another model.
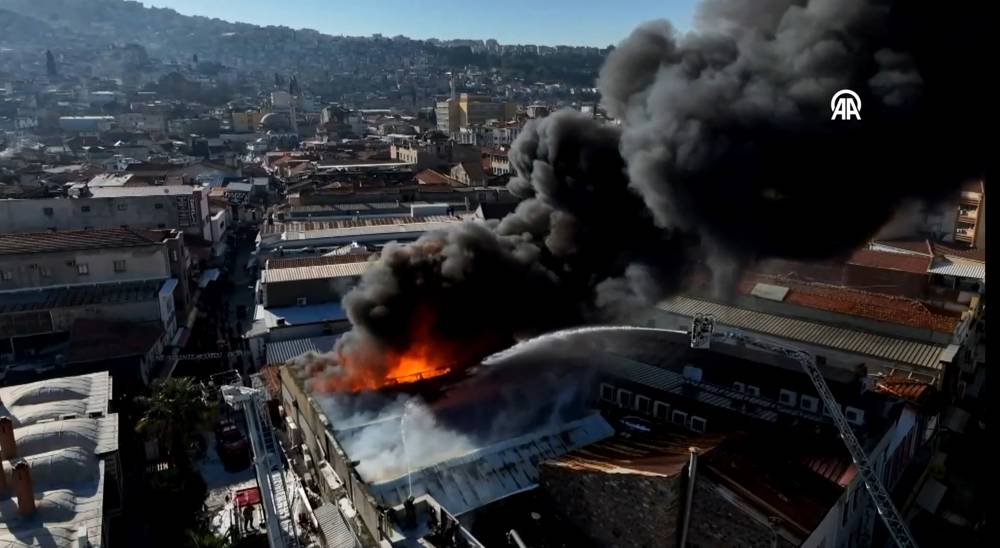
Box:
left=185, top=528, right=232, bottom=548
left=137, top=377, right=214, bottom=469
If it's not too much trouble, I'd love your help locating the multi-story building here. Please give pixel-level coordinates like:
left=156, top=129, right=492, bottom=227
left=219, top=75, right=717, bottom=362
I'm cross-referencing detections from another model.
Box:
left=0, top=228, right=172, bottom=291
left=435, top=94, right=516, bottom=135
left=273, top=325, right=936, bottom=548
left=0, top=186, right=214, bottom=243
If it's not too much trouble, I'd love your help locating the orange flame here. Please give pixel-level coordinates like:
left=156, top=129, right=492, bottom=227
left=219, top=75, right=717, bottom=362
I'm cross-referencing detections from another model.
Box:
left=316, top=309, right=462, bottom=393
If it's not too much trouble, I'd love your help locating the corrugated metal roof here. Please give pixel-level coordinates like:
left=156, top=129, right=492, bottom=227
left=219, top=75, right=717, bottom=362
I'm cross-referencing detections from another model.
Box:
left=266, top=334, right=341, bottom=364
left=927, top=259, right=985, bottom=280
left=314, top=503, right=359, bottom=548
left=369, top=413, right=614, bottom=517
left=0, top=227, right=160, bottom=255
left=262, top=261, right=371, bottom=283
left=0, top=279, right=166, bottom=314
left=656, top=296, right=946, bottom=370
left=286, top=220, right=459, bottom=241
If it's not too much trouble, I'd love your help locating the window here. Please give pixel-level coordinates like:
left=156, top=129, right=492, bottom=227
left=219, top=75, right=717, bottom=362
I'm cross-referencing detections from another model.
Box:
left=635, top=395, right=651, bottom=415
left=113, top=260, right=127, bottom=272
left=823, top=403, right=839, bottom=418
left=296, top=297, right=308, bottom=306
left=733, top=381, right=746, bottom=393
left=690, top=416, right=707, bottom=433
left=845, top=406, right=865, bottom=425
left=43, top=207, right=54, bottom=216
left=76, top=263, right=89, bottom=275
left=616, top=389, right=633, bottom=408
left=155, top=203, right=164, bottom=209
left=671, top=410, right=688, bottom=425
left=0, top=271, right=11, bottom=281
left=746, top=385, right=761, bottom=397
left=39, top=266, right=52, bottom=277
left=653, top=401, right=670, bottom=420
left=117, top=203, right=127, bottom=211
left=779, top=389, right=798, bottom=406
left=800, top=395, right=819, bottom=413
left=81, top=205, right=91, bottom=213
left=600, top=383, right=615, bottom=402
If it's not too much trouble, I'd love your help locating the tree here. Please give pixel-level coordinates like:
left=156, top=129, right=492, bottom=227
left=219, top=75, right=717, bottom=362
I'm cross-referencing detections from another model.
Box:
left=45, top=49, right=57, bottom=77
left=184, top=527, right=231, bottom=548
left=136, top=377, right=214, bottom=469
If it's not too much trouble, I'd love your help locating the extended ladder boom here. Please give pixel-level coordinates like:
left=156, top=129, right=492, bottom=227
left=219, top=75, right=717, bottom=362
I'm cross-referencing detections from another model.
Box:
left=690, top=316, right=918, bottom=548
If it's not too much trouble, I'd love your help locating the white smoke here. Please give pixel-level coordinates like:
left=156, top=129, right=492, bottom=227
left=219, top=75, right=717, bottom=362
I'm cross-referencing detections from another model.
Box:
left=319, top=392, right=475, bottom=483
left=312, top=335, right=601, bottom=484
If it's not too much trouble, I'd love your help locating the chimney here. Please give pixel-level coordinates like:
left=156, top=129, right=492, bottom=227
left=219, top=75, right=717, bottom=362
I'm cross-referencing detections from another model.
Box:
left=0, top=416, right=16, bottom=460
left=13, top=460, right=36, bottom=517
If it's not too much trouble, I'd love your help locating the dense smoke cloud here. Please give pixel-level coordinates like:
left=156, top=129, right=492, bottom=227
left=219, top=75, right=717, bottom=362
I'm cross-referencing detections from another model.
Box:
left=311, top=0, right=985, bottom=390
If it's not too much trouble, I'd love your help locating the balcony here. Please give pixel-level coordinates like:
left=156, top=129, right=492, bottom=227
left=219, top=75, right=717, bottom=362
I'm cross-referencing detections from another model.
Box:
left=957, top=210, right=979, bottom=224
left=959, top=191, right=981, bottom=206
left=954, top=227, right=976, bottom=243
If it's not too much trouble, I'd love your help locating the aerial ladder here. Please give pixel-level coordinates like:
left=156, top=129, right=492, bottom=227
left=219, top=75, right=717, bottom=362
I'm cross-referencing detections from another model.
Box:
left=689, top=315, right=918, bottom=548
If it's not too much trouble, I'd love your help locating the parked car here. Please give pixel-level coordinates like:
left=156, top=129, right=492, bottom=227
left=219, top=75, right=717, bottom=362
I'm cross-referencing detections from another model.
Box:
left=215, top=419, right=251, bottom=471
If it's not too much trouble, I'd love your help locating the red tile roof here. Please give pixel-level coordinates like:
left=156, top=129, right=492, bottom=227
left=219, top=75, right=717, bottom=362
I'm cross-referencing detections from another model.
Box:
left=931, top=240, right=985, bottom=262
left=874, top=376, right=936, bottom=405
left=266, top=253, right=374, bottom=269
left=414, top=169, right=456, bottom=186
left=848, top=248, right=931, bottom=274
left=740, top=275, right=963, bottom=333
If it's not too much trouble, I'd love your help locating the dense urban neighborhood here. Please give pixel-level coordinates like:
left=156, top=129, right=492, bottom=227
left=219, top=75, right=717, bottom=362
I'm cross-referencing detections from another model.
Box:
left=0, top=1, right=988, bottom=548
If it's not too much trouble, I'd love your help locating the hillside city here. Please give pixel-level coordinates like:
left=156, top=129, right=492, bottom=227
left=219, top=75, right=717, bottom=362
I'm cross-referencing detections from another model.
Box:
left=0, top=1, right=988, bottom=548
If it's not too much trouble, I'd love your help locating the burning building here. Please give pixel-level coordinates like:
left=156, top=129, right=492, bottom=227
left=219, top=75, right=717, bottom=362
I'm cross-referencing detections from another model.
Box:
left=275, top=324, right=938, bottom=547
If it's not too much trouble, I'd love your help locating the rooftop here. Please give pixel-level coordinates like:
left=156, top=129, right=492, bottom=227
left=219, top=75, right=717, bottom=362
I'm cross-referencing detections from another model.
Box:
left=265, top=253, right=374, bottom=270
left=656, top=295, right=948, bottom=371
left=86, top=173, right=134, bottom=188
left=368, top=413, right=614, bottom=517
left=87, top=185, right=195, bottom=198
left=261, top=215, right=457, bottom=236
left=847, top=248, right=931, bottom=274
left=261, top=261, right=372, bottom=284
left=546, top=429, right=726, bottom=477
left=736, top=275, right=964, bottom=333
left=0, top=279, right=167, bottom=315
left=0, top=371, right=117, bottom=548
left=265, top=334, right=342, bottom=365
left=0, top=227, right=161, bottom=256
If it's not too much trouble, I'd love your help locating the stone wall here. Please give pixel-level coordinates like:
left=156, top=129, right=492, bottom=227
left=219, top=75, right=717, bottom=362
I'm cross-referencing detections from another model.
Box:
left=687, top=476, right=797, bottom=548
left=540, top=463, right=683, bottom=548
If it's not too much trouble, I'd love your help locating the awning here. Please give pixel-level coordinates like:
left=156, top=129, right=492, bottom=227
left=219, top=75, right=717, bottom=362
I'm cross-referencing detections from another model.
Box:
left=198, top=268, right=221, bottom=288
left=234, top=487, right=261, bottom=508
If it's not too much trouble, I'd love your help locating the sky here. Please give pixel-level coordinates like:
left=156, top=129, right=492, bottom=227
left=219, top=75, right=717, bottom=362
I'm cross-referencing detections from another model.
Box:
left=142, top=0, right=699, bottom=48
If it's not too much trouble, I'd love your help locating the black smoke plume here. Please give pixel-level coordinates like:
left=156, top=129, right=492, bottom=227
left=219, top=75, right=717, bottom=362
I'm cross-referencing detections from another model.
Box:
left=313, top=0, right=986, bottom=388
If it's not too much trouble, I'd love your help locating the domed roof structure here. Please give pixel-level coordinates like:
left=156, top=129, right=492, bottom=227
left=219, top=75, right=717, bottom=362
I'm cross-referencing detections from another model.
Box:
left=260, top=112, right=291, bottom=131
